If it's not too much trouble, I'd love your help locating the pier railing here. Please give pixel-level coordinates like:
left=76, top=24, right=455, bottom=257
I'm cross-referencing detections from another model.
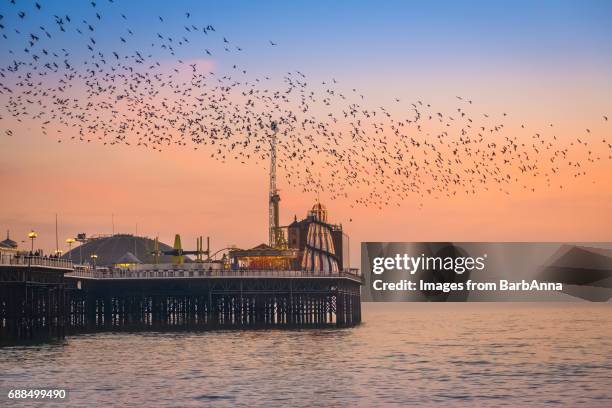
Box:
left=0, top=254, right=73, bottom=270
left=65, top=266, right=362, bottom=282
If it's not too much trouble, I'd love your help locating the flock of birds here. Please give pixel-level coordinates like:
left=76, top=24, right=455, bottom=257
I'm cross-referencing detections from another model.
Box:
left=1, top=0, right=610, bottom=211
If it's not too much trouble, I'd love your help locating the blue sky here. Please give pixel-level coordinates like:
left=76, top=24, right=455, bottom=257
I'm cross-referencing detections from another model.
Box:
left=3, top=0, right=611, bottom=74
left=2, top=0, right=610, bottom=123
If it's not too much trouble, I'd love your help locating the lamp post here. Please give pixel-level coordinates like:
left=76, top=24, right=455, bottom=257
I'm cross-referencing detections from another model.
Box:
left=90, top=253, right=98, bottom=270
left=27, top=230, right=38, bottom=254
left=65, top=238, right=75, bottom=261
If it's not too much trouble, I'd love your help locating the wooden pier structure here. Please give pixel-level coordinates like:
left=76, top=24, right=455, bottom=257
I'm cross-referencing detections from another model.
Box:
left=1, top=261, right=362, bottom=344
left=0, top=256, right=72, bottom=345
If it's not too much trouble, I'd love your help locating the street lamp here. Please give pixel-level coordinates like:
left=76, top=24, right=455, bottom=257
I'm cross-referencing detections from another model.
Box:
left=27, top=230, right=38, bottom=254
left=65, top=238, right=75, bottom=261
left=90, top=253, right=98, bottom=270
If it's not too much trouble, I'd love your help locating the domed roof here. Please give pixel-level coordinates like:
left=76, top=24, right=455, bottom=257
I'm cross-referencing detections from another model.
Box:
left=309, top=202, right=328, bottom=222
left=62, top=234, right=177, bottom=266
left=0, top=230, right=18, bottom=249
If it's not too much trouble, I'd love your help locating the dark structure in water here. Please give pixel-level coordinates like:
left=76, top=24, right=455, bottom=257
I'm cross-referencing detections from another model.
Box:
left=65, top=269, right=361, bottom=333
left=0, top=257, right=71, bottom=345
left=1, top=255, right=361, bottom=345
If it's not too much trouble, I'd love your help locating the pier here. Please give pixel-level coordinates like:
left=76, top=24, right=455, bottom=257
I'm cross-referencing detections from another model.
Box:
left=65, top=265, right=362, bottom=333
left=1, top=120, right=363, bottom=344
left=0, top=256, right=72, bottom=345
left=1, top=260, right=362, bottom=345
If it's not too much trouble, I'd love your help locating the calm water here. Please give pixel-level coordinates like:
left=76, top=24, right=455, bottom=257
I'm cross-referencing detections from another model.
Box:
left=1, top=303, right=611, bottom=407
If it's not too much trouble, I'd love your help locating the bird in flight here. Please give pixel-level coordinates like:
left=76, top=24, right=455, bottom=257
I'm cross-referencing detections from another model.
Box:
left=0, top=0, right=609, bottom=211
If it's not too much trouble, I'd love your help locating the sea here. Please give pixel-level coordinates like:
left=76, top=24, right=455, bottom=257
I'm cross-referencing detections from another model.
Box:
left=1, top=303, right=611, bottom=407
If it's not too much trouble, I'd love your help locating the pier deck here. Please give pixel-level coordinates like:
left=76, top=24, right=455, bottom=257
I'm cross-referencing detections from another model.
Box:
left=64, top=267, right=362, bottom=333
left=1, top=260, right=362, bottom=344
left=0, top=256, right=71, bottom=344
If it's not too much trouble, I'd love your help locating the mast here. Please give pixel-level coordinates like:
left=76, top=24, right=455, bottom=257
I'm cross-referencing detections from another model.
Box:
left=269, top=121, right=280, bottom=247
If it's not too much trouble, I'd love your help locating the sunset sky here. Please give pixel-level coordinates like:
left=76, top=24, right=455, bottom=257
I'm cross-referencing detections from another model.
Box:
left=1, top=0, right=612, bottom=266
